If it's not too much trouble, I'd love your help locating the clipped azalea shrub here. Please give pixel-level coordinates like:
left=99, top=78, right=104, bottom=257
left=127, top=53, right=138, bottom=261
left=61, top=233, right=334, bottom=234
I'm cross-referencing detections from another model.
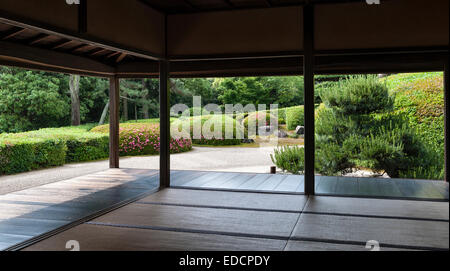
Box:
left=286, top=106, right=304, bottom=130
left=91, top=123, right=192, bottom=155
left=270, top=145, right=305, bottom=174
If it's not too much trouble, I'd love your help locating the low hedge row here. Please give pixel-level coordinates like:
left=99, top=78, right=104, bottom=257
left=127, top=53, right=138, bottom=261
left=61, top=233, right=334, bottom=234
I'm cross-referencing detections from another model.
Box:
left=0, top=126, right=108, bottom=175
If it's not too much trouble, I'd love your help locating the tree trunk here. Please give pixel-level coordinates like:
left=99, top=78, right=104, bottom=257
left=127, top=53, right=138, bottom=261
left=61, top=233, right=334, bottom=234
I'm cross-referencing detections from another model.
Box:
left=69, top=75, right=81, bottom=126
left=142, top=79, right=149, bottom=119
left=122, top=92, right=128, bottom=121
left=98, top=100, right=109, bottom=125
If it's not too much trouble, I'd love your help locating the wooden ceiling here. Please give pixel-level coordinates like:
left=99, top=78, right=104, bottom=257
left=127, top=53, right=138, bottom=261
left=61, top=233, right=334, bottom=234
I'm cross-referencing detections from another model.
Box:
left=140, top=0, right=363, bottom=14
left=0, top=22, right=135, bottom=66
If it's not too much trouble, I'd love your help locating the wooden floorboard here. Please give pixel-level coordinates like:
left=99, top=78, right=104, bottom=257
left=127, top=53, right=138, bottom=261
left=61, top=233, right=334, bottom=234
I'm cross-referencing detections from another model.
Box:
left=291, top=213, right=449, bottom=250
left=1, top=168, right=448, bottom=251
left=91, top=203, right=300, bottom=238
left=0, top=169, right=159, bottom=250
left=23, top=224, right=287, bottom=251
left=304, top=196, right=449, bottom=221
left=284, top=240, right=420, bottom=251
left=138, top=189, right=308, bottom=212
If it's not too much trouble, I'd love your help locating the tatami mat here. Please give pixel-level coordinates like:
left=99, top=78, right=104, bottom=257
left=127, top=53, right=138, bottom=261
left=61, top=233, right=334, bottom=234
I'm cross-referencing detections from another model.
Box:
left=23, top=224, right=286, bottom=251
left=291, top=213, right=449, bottom=250
left=20, top=187, right=450, bottom=251
left=304, top=196, right=449, bottom=221
left=138, top=188, right=308, bottom=212
left=90, top=203, right=299, bottom=238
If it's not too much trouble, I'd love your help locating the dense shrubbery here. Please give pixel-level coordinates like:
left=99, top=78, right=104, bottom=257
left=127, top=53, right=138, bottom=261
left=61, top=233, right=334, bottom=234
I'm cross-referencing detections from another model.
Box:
left=314, top=75, right=435, bottom=179
left=384, top=73, right=444, bottom=179
left=243, top=112, right=277, bottom=135
left=286, top=106, right=305, bottom=130
left=92, top=123, right=192, bottom=155
left=171, top=115, right=243, bottom=145
left=271, top=146, right=305, bottom=174
left=0, top=126, right=108, bottom=175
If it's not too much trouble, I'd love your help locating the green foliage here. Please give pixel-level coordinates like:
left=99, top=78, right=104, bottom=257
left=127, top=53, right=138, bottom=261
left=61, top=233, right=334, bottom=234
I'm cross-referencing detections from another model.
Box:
left=171, top=115, right=244, bottom=146
left=271, top=146, right=305, bottom=174
left=243, top=112, right=277, bottom=134
left=216, top=77, right=304, bottom=108
left=321, top=75, right=393, bottom=115
left=0, top=138, right=67, bottom=175
left=91, top=123, right=192, bottom=155
left=0, top=67, right=69, bottom=133
left=286, top=106, right=305, bottom=130
left=315, top=75, right=433, bottom=179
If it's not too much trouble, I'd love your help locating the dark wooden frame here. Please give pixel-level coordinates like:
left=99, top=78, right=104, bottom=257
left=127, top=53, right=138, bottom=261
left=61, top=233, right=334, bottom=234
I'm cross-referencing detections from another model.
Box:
left=109, top=77, right=120, bottom=169
left=159, top=60, right=171, bottom=188
left=445, top=57, right=449, bottom=183
left=303, top=4, right=315, bottom=195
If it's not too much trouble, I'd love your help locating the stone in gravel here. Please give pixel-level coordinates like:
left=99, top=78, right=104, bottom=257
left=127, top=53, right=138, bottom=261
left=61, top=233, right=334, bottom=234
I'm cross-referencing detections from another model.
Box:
left=295, top=126, right=305, bottom=135
left=275, top=130, right=288, bottom=138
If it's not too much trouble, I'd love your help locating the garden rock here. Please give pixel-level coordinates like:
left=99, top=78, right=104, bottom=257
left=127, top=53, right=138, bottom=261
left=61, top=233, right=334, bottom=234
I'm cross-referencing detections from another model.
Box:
left=275, top=130, right=288, bottom=138
left=295, top=126, right=305, bottom=135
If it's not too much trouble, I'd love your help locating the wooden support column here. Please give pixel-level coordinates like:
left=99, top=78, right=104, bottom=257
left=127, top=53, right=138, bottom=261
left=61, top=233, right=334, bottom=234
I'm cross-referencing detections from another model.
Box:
left=445, top=58, right=449, bottom=182
left=303, top=4, right=315, bottom=195
left=159, top=60, right=171, bottom=188
left=109, top=76, right=120, bottom=168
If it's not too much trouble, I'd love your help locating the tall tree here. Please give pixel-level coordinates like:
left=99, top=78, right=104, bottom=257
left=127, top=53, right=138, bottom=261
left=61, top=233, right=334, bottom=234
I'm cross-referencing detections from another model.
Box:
left=69, top=75, right=81, bottom=126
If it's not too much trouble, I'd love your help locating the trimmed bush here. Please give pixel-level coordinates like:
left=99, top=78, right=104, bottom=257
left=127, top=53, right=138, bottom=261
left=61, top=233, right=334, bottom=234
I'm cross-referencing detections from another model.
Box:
left=172, top=115, right=243, bottom=146
left=91, top=123, right=192, bottom=155
left=286, top=106, right=304, bottom=130
left=271, top=146, right=305, bottom=174
left=0, top=137, right=66, bottom=175
left=243, top=112, right=277, bottom=136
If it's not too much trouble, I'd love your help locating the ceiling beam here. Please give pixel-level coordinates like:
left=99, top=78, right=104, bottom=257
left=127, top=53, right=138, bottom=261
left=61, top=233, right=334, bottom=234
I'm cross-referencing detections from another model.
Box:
left=52, top=39, right=74, bottom=50
left=1, top=27, right=26, bottom=40
left=28, top=33, right=50, bottom=45
left=116, top=53, right=127, bottom=63
left=0, top=40, right=115, bottom=76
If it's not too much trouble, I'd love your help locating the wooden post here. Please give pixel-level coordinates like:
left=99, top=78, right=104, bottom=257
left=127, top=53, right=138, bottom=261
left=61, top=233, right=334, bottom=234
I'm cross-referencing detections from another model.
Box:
left=303, top=4, right=315, bottom=195
left=160, top=60, right=170, bottom=188
left=109, top=76, right=120, bottom=168
left=445, top=58, right=449, bottom=182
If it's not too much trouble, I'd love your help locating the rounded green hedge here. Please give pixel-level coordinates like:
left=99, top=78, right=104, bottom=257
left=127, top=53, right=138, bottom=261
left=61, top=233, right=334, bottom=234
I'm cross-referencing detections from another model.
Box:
left=286, top=106, right=304, bottom=130
left=171, top=115, right=244, bottom=146
left=91, top=123, right=192, bottom=155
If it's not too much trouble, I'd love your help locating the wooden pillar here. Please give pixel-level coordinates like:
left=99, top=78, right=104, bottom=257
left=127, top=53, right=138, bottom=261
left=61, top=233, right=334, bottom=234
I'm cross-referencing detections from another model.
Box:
left=109, top=76, right=120, bottom=168
left=303, top=4, right=315, bottom=195
left=445, top=58, right=449, bottom=182
left=159, top=60, right=170, bottom=188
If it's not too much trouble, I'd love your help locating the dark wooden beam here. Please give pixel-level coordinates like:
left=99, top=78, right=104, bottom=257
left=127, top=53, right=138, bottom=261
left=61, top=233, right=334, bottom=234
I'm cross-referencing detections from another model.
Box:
left=52, top=39, right=74, bottom=50
left=109, top=77, right=120, bottom=169
left=303, top=4, right=315, bottom=195
left=183, top=0, right=198, bottom=11
left=28, top=33, right=50, bottom=45
left=0, top=40, right=114, bottom=76
left=263, top=0, right=272, bottom=7
left=445, top=57, right=449, bottom=183
left=159, top=60, right=171, bottom=188
left=223, top=0, right=235, bottom=7
left=1, top=27, right=26, bottom=40
left=0, top=17, right=163, bottom=61
left=78, top=0, right=87, bottom=33
left=116, top=53, right=127, bottom=63
left=90, top=48, right=109, bottom=56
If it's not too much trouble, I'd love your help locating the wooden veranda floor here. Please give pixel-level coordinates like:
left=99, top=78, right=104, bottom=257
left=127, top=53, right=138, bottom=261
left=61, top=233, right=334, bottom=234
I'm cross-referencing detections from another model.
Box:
left=0, top=168, right=448, bottom=251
